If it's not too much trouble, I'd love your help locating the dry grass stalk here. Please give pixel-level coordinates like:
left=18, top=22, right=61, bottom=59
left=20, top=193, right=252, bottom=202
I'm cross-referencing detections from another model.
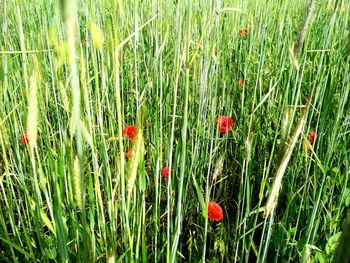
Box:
left=264, top=99, right=311, bottom=218
left=291, top=0, right=316, bottom=70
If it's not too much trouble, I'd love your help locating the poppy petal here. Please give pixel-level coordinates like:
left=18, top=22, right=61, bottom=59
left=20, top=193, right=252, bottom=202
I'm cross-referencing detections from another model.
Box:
left=123, top=125, right=137, bottom=142
left=216, top=116, right=234, bottom=134
left=162, top=166, right=170, bottom=178
left=208, top=202, right=223, bottom=221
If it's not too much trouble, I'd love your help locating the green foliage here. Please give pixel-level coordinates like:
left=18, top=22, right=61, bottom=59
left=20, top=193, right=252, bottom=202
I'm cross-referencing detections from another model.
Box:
left=0, top=0, right=349, bottom=262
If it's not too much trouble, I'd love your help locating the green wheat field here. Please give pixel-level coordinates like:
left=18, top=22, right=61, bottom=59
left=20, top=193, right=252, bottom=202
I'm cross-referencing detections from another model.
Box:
left=0, top=0, right=350, bottom=262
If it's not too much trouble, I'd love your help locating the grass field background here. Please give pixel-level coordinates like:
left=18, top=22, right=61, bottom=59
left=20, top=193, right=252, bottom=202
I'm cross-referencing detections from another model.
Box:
left=0, top=0, right=349, bottom=262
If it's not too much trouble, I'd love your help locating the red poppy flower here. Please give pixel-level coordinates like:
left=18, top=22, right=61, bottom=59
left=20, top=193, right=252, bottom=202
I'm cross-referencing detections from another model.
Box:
left=239, top=78, right=245, bottom=86
left=207, top=202, right=223, bottom=221
left=20, top=130, right=39, bottom=145
left=309, top=130, right=316, bottom=143
left=84, top=36, right=88, bottom=45
left=216, top=116, right=234, bottom=134
left=239, top=28, right=248, bottom=37
left=125, top=149, right=133, bottom=158
left=123, top=125, right=137, bottom=142
left=20, top=131, right=29, bottom=145
left=162, top=166, right=170, bottom=178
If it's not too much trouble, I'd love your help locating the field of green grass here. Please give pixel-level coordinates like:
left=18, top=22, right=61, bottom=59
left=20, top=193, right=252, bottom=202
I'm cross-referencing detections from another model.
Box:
left=0, top=0, right=349, bottom=262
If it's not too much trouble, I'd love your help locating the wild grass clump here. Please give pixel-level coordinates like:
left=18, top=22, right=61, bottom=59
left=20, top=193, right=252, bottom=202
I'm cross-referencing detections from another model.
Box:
left=0, top=0, right=349, bottom=262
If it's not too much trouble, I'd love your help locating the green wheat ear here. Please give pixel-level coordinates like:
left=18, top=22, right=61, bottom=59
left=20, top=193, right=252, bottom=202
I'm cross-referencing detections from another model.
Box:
left=264, top=99, right=311, bottom=218
left=291, top=0, right=316, bottom=70
left=58, top=82, right=70, bottom=113
left=126, top=110, right=145, bottom=204
left=73, top=155, right=82, bottom=209
left=26, top=71, right=39, bottom=148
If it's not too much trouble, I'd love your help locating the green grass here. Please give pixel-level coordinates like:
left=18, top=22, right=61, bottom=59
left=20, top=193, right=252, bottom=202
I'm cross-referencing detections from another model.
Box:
left=0, top=0, right=349, bottom=262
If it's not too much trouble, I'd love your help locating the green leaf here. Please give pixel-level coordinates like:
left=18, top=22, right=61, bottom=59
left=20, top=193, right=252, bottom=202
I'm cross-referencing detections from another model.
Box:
left=344, top=188, right=350, bottom=207
left=41, top=209, right=56, bottom=236
left=191, top=173, right=206, bottom=218
left=288, top=226, right=297, bottom=235
left=0, top=235, right=31, bottom=257
left=316, top=251, right=326, bottom=263
left=326, top=232, right=342, bottom=255
left=138, top=166, right=146, bottom=192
